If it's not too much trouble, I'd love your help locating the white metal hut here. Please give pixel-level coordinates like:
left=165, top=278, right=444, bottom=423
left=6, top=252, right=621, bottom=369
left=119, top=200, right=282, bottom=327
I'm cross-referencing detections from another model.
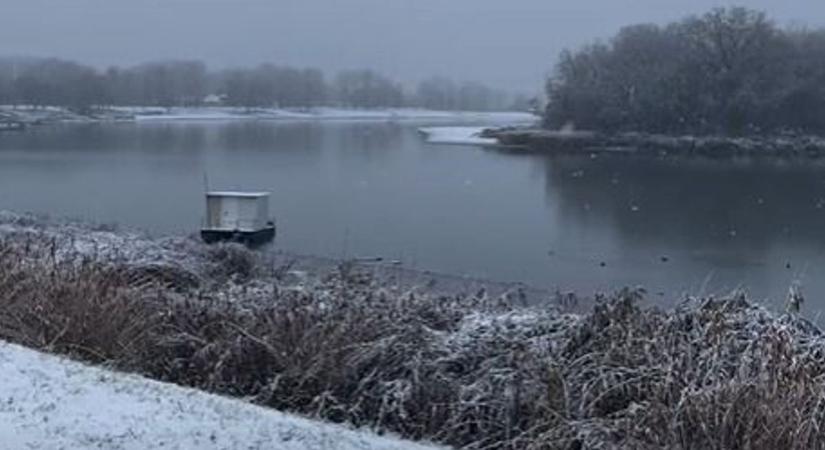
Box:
left=201, top=191, right=275, bottom=245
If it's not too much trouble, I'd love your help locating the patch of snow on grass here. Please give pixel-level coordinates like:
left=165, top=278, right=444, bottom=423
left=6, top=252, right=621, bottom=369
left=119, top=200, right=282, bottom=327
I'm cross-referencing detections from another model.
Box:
left=0, top=341, right=442, bottom=450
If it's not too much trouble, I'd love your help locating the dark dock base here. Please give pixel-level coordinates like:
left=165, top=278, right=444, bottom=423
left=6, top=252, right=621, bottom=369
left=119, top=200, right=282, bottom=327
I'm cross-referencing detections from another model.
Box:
left=201, top=226, right=276, bottom=247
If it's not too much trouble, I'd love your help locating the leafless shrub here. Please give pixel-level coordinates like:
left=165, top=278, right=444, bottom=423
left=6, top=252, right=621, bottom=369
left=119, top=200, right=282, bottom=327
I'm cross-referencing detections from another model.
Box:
left=0, top=238, right=158, bottom=366
left=271, top=258, right=296, bottom=282
left=119, top=263, right=201, bottom=292
left=204, top=242, right=258, bottom=282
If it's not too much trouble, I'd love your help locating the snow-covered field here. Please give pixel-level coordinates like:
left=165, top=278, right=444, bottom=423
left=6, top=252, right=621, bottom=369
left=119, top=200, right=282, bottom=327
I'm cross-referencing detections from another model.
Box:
left=0, top=341, right=441, bottom=450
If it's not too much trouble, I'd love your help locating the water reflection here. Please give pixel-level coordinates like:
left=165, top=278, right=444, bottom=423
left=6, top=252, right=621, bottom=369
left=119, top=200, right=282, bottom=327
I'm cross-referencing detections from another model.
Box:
left=332, top=123, right=404, bottom=159
left=535, top=154, right=825, bottom=310
left=217, top=122, right=323, bottom=154
left=542, top=155, right=825, bottom=247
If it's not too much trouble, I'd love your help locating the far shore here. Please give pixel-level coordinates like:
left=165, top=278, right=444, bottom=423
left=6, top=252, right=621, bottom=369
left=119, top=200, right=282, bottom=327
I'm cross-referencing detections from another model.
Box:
left=0, top=105, right=538, bottom=126
left=487, top=127, right=825, bottom=159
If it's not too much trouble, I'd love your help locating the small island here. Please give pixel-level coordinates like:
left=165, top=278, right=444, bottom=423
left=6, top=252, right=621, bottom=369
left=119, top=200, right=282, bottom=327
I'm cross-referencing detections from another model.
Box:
left=494, top=7, right=825, bottom=158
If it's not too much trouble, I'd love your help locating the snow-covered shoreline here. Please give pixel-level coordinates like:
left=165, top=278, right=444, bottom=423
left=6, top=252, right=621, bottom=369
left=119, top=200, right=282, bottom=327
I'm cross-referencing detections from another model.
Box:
left=0, top=210, right=555, bottom=307
left=0, top=341, right=441, bottom=450
left=490, top=128, right=825, bottom=158
left=418, top=126, right=503, bottom=146
left=130, top=107, right=536, bottom=123
left=0, top=105, right=537, bottom=125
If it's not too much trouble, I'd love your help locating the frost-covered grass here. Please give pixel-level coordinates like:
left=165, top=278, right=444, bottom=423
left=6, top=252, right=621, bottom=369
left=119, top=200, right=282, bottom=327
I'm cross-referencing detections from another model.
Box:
left=2, top=212, right=825, bottom=448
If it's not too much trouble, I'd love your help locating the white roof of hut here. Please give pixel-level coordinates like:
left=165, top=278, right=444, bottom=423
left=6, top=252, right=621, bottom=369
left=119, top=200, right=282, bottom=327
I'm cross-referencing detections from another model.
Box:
left=206, top=191, right=270, bottom=198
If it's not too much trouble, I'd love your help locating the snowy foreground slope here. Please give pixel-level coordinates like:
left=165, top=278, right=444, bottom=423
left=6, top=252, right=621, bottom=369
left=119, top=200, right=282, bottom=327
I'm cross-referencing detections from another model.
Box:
left=0, top=341, right=442, bottom=450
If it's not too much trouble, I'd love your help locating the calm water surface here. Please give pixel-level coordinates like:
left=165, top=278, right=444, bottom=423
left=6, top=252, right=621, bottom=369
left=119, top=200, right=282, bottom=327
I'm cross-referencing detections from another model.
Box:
left=3, top=121, right=825, bottom=313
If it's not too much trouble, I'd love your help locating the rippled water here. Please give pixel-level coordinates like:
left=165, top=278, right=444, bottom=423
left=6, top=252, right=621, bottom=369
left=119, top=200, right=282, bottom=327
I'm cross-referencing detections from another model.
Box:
left=3, top=120, right=825, bottom=313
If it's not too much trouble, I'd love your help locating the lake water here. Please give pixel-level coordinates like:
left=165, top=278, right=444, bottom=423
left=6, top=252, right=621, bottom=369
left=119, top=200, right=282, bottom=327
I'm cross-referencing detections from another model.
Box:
left=3, top=120, right=825, bottom=314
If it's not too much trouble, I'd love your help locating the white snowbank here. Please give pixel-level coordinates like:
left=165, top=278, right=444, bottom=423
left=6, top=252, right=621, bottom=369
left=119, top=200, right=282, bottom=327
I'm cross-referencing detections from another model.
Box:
left=418, top=126, right=499, bottom=146
left=0, top=341, right=442, bottom=450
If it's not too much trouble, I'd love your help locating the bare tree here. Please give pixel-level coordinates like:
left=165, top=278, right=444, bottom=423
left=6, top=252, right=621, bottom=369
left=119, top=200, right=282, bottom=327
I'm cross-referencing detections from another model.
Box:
left=545, top=7, right=824, bottom=135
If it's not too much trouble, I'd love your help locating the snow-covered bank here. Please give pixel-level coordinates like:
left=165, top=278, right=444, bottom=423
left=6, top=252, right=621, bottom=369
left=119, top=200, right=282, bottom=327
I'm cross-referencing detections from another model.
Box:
left=418, top=126, right=500, bottom=145
left=0, top=105, right=537, bottom=125
left=0, top=211, right=552, bottom=305
left=128, top=107, right=537, bottom=123
left=0, top=341, right=441, bottom=450
left=491, top=128, right=825, bottom=158
left=418, top=126, right=497, bottom=145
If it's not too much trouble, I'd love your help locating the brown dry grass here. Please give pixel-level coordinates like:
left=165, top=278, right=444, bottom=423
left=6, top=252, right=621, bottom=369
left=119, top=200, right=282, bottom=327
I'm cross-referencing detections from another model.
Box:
left=2, top=234, right=825, bottom=449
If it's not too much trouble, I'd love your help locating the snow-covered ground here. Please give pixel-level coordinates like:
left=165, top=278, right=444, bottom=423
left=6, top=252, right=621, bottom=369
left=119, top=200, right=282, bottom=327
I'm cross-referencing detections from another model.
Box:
left=418, top=126, right=500, bottom=146
left=0, top=341, right=442, bottom=450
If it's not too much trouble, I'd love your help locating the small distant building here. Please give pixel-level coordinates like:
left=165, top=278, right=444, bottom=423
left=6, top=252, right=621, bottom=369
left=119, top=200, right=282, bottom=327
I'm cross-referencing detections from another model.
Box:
left=202, top=94, right=227, bottom=106
left=0, top=120, right=25, bottom=131
left=201, top=191, right=275, bottom=246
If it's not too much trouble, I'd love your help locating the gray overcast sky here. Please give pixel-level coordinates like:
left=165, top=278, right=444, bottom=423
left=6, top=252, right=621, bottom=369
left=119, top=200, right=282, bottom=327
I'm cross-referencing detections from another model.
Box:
left=0, top=0, right=821, bottom=93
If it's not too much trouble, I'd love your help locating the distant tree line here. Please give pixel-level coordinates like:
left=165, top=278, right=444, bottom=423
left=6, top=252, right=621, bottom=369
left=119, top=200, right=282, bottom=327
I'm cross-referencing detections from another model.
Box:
left=0, top=57, right=520, bottom=112
left=545, top=7, right=825, bottom=135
